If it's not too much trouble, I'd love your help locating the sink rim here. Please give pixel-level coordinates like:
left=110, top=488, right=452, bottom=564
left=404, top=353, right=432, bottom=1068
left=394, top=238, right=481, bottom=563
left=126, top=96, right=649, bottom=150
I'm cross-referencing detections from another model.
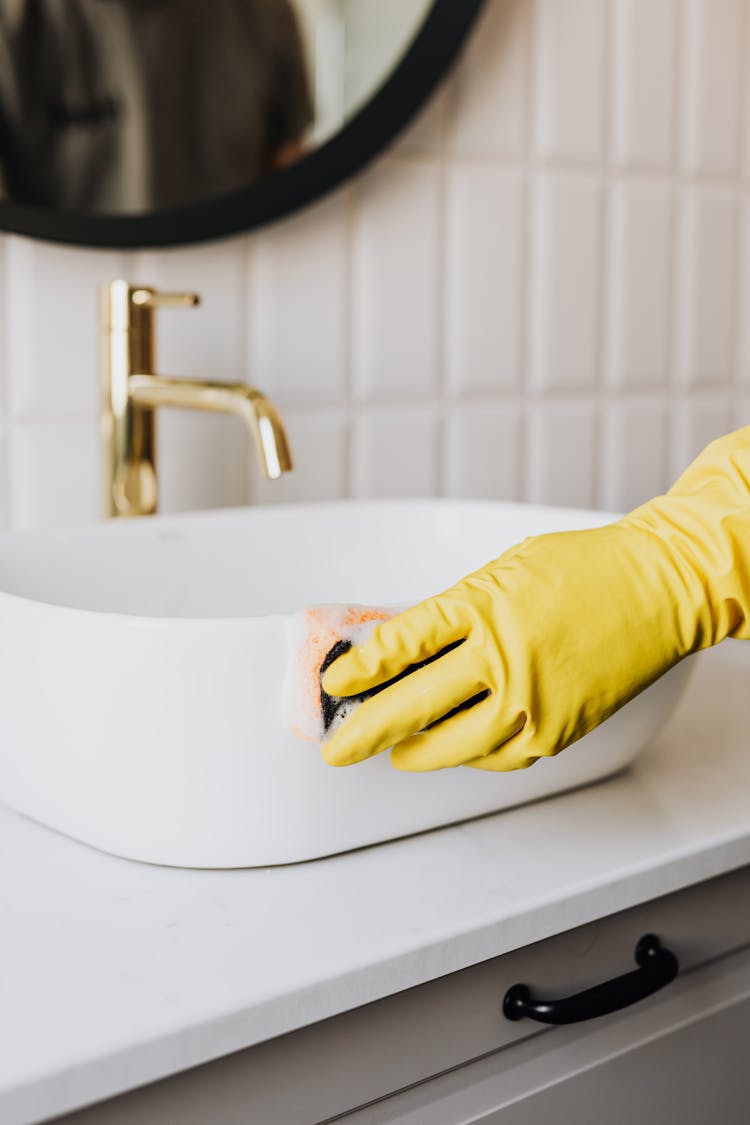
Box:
left=0, top=498, right=623, bottom=625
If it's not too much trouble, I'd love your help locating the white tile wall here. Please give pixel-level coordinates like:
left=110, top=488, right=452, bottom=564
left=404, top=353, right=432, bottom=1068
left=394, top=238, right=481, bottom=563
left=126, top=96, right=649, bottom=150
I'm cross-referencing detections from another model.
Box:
left=526, top=402, right=598, bottom=508
left=252, top=409, right=348, bottom=505
left=5, top=238, right=128, bottom=421
left=248, top=191, right=350, bottom=405
left=602, top=400, right=669, bottom=512
left=533, top=0, right=606, bottom=162
left=9, top=422, right=100, bottom=529
left=670, top=396, right=734, bottom=479
left=737, top=198, right=750, bottom=380
left=1, top=0, right=749, bottom=532
left=607, top=184, right=674, bottom=388
left=612, top=0, right=678, bottom=169
left=447, top=0, right=530, bottom=157
left=352, top=406, right=439, bottom=498
left=676, top=189, right=738, bottom=386
left=352, top=158, right=440, bottom=402
left=445, top=166, right=524, bottom=394
left=156, top=412, right=250, bottom=515
left=530, top=175, right=603, bottom=390
left=682, top=0, right=745, bottom=174
left=444, top=404, right=522, bottom=500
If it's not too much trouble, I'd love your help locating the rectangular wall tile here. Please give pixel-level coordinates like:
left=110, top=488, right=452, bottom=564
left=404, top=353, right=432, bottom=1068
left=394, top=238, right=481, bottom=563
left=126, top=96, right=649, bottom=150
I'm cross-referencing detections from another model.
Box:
left=133, top=238, right=246, bottom=381
left=247, top=190, right=349, bottom=404
left=9, top=422, right=100, bottom=530
left=612, top=0, right=678, bottom=168
left=670, top=398, right=733, bottom=480
left=530, top=177, right=602, bottom=390
left=526, top=402, right=598, bottom=508
left=157, top=412, right=249, bottom=515
left=533, top=0, right=606, bottom=161
left=445, top=404, right=521, bottom=501
left=352, top=159, right=440, bottom=401
left=6, top=238, right=128, bottom=421
left=607, top=185, right=674, bottom=388
left=676, top=191, right=737, bottom=386
left=352, top=407, right=438, bottom=498
left=447, top=0, right=530, bottom=158
left=445, top=168, right=524, bottom=395
left=682, top=0, right=744, bottom=174
left=252, top=411, right=348, bottom=505
left=601, top=401, right=668, bottom=511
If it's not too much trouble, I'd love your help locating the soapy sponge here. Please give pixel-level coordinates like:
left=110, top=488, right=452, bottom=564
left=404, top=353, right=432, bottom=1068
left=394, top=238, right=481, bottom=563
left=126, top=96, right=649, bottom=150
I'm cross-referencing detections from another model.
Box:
left=286, top=603, right=485, bottom=749
left=285, top=604, right=400, bottom=744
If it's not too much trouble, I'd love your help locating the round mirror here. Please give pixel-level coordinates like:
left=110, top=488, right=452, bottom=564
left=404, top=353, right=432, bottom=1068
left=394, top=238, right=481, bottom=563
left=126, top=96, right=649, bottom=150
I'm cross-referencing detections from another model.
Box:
left=0, top=0, right=486, bottom=248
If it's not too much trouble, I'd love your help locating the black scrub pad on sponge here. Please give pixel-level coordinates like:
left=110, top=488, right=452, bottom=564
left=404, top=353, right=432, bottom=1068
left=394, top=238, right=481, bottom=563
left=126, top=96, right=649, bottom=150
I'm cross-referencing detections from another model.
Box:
left=319, top=639, right=488, bottom=737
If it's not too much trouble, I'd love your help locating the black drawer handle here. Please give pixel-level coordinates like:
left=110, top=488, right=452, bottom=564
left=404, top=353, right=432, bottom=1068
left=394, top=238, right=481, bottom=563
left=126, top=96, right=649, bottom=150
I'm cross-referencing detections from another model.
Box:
left=503, top=933, right=679, bottom=1026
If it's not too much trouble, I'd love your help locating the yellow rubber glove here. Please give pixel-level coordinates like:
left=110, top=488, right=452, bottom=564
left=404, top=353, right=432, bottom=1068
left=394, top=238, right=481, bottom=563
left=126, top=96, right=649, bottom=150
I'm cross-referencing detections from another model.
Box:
left=321, top=428, right=750, bottom=772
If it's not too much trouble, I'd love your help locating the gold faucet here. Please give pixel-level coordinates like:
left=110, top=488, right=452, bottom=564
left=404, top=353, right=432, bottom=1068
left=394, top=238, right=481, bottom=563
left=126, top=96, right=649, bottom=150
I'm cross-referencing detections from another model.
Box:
left=100, top=281, right=293, bottom=517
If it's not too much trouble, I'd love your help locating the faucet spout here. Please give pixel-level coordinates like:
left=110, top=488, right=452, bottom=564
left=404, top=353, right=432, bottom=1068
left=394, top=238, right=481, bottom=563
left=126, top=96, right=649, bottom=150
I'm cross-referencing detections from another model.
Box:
left=128, top=375, right=293, bottom=480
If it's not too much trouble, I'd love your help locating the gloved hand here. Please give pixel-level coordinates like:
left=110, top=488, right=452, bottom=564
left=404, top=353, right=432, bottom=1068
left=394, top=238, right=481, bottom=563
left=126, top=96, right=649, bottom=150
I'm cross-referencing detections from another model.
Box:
left=321, top=428, right=750, bottom=772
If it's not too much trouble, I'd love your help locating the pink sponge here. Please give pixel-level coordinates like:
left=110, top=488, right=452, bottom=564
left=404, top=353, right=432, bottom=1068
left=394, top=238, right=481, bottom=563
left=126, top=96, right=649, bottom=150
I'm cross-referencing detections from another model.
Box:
left=285, top=604, right=400, bottom=744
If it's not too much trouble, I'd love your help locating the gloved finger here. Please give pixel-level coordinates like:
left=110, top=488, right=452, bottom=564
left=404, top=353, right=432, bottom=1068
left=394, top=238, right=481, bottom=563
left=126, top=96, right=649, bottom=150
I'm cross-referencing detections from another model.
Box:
left=321, top=595, right=466, bottom=698
left=466, top=747, right=540, bottom=772
left=390, top=700, right=527, bottom=772
left=321, top=646, right=488, bottom=767
left=463, top=722, right=542, bottom=771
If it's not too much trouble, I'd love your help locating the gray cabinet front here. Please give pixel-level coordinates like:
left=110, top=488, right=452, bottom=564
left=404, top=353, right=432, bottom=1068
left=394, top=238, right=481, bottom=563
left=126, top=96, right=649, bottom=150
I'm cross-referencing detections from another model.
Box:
left=57, top=866, right=750, bottom=1125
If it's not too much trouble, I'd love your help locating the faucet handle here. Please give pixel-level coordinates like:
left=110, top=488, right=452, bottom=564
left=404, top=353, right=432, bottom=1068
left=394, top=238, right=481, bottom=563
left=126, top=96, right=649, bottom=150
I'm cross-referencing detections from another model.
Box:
left=131, top=288, right=201, bottom=309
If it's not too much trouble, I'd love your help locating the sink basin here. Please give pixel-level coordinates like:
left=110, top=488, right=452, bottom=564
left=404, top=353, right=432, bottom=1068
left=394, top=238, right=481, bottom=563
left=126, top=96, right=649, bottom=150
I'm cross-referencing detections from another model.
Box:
left=0, top=500, right=691, bottom=867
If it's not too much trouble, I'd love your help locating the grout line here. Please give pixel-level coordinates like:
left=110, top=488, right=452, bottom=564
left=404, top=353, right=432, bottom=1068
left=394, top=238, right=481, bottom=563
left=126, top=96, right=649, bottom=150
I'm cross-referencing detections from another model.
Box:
left=340, top=387, right=735, bottom=415
left=429, top=148, right=750, bottom=193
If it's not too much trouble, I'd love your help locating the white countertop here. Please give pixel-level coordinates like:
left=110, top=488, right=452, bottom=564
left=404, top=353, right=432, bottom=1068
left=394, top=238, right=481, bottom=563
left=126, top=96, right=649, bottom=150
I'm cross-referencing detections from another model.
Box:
left=3, top=640, right=750, bottom=1124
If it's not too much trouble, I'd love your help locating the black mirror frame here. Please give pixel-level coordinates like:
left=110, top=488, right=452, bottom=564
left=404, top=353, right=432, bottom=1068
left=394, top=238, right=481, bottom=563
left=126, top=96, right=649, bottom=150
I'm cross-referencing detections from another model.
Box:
left=0, top=0, right=487, bottom=249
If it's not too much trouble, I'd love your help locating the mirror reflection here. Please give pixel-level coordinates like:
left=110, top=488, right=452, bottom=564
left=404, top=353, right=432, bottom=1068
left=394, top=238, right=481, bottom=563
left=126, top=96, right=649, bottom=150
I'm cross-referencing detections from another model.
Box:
left=0, top=0, right=432, bottom=214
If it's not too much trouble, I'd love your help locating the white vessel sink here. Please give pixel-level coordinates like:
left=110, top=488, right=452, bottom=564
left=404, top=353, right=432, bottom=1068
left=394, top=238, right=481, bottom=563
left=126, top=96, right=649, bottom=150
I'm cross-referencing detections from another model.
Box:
left=0, top=500, right=691, bottom=867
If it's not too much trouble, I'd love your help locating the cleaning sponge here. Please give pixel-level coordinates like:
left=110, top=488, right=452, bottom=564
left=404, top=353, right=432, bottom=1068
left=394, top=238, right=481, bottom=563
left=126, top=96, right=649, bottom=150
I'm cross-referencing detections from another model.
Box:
left=285, top=604, right=401, bottom=744
left=286, top=602, right=485, bottom=753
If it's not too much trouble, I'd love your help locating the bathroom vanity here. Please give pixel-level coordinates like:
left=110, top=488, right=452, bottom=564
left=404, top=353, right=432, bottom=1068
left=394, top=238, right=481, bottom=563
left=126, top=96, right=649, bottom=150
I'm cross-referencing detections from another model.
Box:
left=3, top=640, right=750, bottom=1124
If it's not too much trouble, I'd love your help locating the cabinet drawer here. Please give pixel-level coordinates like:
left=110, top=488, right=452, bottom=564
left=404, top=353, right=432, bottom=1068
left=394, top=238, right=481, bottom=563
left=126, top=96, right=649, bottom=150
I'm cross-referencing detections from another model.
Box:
left=58, top=865, right=750, bottom=1125
left=343, top=941, right=750, bottom=1124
